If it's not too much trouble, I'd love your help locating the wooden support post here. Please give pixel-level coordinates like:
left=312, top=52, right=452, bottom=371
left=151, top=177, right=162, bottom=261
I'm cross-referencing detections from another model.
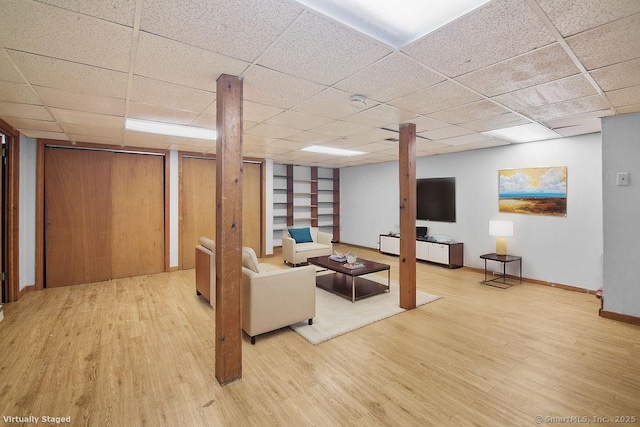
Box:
left=215, top=74, right=243, bottom=385
left=399, top=123, right=416, bottom=310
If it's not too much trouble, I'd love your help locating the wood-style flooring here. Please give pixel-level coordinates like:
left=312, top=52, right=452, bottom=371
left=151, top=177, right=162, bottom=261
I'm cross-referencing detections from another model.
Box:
left=1, top=244, right=639, bottom=426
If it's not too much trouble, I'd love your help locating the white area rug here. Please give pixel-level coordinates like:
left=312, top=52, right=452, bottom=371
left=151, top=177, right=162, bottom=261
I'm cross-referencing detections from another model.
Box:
left=290, top=274, right=441, bottom=345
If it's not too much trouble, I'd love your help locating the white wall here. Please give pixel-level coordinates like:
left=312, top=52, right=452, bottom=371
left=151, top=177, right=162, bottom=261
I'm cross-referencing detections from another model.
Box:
left=602, top=112, right=640, bottom=317
left=19, top=136, right=37, bottom=290
left=341, top=133, right=603, bottom=290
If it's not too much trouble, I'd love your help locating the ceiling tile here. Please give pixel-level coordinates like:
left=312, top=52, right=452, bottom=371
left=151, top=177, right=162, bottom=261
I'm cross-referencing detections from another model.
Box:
left=310, top=121, right=373, bottom=138
left=429, top=100, right=511, bottom=125
left=0, top=81, right=41, bottom=104
left=135, top=32, right=249, bottom=91
left=335, top=128, right=400, bottom=146
left=128, top=102, right=199, bottom=125
left=346, top=104, right=418, bottom=129
left=606, top=85, right=640, bottom=107
left=390, top=81, right=482, bottom=115
left=60, top=122, right=123, bottom=138
left=403, top=0, right=555, bottom=77
left=264, top=110, right=333, bottom=131
left=2, top=117, right=61, bottom=132
left=433, top=138, right=509, bottom=153
left=537, top=0, right=640, bottom=37
left=35, top=0, right=137, bottom=27
left=293, top=88, right=368, bottom=119
left=140, top=0, right=303, bottom=62
left=493, top=74, right=597, bottom=111
left=457, top=43, right=579, bottom=97
left=616, top=103, right=640, bottom=114
left=168, top=144, right=211, bottom=153
left=416, top=140, right=452, bottom=152
left=258, top=12, right=390, bottom=86
left=34, top=86, right=125, bottom=116
left=123, top=130, right=173, bottom=147
left=418, top=126, right=474, bottom=140
left=544, top=109, right=614, bottom=129
left=242, top=65, right=325, bottom=109
left=17, top=129, right=69, bottom=140
left=130, top=76, right=214, bottom=112
left=243, top=101, right=283, bottom=123
left=521, top=94, right=610, bottom=121
left=50, top=108, right=124, bottom=128
left=286, top=131, right=339, bottom=144
left=553, top=121, right=603, bottom=137
left=459, top=113, right=531, bottom=132
left=0, top=0, right=132, bottom=72
left=335, top=53, right=445, bottom=103
left=9, top=51, right=128, bottom=98
left=264, top=140, right=307, bottom=151
left=67, top=133, right=123, bottom=145
left=0, top=53, right=24, bottom=83
left=566, top=14, right=640, bottom=70
left=0, top=102, right=53, bottom=121
left=170, top=136, right=216, bottom=148
left=245, top=123, right=301, bottom=139
left=590, top=58, right=640, bottom=92
left=190, top=113, right=216, bottom=129
left=243, top=134, right=282, bottom=146
left=436, top=133, right=493, bottom=147
left=409, top=116, right=450, bottom=133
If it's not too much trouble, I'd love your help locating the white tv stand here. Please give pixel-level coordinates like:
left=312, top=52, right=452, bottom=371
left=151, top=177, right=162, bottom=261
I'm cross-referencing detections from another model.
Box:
left=379, top=234, right=463, bottom=269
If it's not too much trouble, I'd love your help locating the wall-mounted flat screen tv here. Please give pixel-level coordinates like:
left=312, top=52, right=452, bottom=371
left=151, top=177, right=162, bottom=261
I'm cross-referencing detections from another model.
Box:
left=416, top=177, right=456, bottom=222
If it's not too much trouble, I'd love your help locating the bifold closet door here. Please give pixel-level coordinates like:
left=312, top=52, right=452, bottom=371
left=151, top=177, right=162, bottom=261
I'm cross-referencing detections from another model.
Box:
left=242, top=162, right=262, bottom=254
left=111, top=152, right=164, bottom=279
left=181, top=158, right=262, bottom=269
left=45, top=148, right=113, bottom=287
left=181, top=157, right=216, bottom=269
left=45, top=148, right=165, bottom=287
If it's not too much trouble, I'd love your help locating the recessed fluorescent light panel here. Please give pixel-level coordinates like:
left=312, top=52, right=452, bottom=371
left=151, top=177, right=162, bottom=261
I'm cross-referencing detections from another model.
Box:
left=294, top=0, right=490, bottom=48
left=302, top=145, right=365, bottom=156
left=125, top=118, right=216, bottom=140
left=483, top=123, right=561, bottom=143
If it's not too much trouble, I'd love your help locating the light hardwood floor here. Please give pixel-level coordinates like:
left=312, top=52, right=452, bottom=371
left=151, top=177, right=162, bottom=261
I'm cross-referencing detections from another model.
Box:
left=1, top=244, right=639, bottom=426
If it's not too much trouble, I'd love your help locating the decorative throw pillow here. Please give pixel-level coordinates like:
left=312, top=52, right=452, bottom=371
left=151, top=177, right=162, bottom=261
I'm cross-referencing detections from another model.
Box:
left=241, top=247, right=260, bottom=273
left=288, top=227, right=313, bottom=243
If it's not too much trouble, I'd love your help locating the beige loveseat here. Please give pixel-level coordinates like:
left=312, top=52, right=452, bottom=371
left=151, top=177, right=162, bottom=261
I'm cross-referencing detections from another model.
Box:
left=241, top=247, right=316, bottom=344
left=195, top=237, right=216, bottom=306
left=282, top=227, right=333, bottom=266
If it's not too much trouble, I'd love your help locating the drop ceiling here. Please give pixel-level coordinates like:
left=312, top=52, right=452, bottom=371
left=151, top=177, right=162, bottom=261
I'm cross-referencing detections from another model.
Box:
left=0, top=0, right=638, bottom=168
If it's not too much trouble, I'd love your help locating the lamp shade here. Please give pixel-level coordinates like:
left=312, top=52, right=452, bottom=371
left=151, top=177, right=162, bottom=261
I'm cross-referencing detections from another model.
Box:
left=489, top=220, right=513, bottom=237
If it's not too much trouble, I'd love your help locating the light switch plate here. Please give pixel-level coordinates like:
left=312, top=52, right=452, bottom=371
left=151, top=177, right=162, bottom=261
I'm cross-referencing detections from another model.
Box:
left=617, top=172, right=630, bottom=186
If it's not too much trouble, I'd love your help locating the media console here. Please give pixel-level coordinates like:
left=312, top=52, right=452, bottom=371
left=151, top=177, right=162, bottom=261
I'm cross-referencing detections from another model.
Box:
left=379, top=234, right=463, bottom=269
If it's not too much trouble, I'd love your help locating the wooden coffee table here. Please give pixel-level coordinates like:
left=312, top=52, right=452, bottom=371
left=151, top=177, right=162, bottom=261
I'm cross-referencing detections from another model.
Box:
left=307, top=255, right=390, bottom=303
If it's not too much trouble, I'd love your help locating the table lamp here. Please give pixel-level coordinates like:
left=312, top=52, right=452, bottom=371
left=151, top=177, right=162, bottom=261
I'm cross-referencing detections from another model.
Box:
left=489, top=220, right=513, bottom=256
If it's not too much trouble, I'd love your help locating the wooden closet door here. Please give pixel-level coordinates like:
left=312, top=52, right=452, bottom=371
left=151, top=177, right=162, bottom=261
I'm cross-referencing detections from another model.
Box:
left=111, top=153, right=165, bottom=279
left=45, top=148, right=113, bottom=287
left=181, top=157, right=216, bottom=269
left=242, top=162, right=262, bottom=254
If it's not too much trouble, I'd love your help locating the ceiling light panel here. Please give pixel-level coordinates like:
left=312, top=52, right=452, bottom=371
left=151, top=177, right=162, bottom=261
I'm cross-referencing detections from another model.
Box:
left=483, top=122, right=560, bottom=143
left=126, top=118, right=216, bottom=140
left=302, top=145, right=365, bottom=156
left=294, top=0, right=490, bottom=49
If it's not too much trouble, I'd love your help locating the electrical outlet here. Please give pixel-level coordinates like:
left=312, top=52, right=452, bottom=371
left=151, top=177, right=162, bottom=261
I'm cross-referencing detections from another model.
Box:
left=617, top=172, right=630, bottom=186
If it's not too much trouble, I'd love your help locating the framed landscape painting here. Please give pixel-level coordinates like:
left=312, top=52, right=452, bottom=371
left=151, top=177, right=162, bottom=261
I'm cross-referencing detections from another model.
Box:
left=498, top=166, right=567, bottom=216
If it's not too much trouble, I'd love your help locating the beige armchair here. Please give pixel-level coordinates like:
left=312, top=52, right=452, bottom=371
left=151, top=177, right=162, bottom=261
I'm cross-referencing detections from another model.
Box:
left=282, top=227, right=333, bottom=266
left=241, top=247, right=316, bottom=344
left=195, top=237, right=215, bottom=306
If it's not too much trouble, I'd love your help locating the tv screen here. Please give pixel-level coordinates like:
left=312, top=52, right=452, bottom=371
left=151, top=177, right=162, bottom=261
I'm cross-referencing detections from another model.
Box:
left=416, top=177, right=456, bottom=222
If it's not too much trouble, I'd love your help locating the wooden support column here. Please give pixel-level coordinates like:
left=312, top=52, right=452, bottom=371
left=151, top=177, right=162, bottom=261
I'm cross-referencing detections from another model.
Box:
left=215, top=74, right=243, bottom=385
left=399, top=123, right=416, bottom=310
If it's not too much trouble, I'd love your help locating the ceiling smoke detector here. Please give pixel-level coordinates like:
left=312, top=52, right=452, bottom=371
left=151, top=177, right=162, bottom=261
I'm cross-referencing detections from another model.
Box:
left=349, top=94, right=368, bottom=109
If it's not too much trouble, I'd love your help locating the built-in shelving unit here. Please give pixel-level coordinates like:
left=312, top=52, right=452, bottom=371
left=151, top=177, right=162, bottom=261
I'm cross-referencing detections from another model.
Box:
left=272, top=164, right=340, bottom=246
